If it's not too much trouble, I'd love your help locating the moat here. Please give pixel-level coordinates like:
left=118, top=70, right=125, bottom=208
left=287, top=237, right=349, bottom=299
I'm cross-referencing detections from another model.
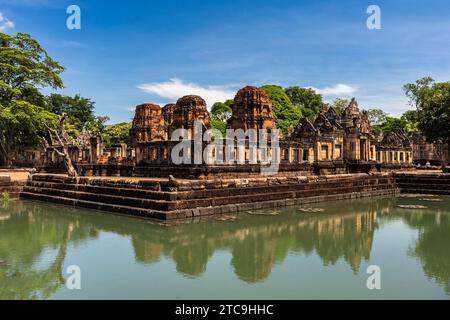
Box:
left=1, top=196, right=449, bottom=300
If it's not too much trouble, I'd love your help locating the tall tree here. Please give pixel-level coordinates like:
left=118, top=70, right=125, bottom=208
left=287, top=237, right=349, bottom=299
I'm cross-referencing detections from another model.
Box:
left=0, top=32, right=64, bottom=165
left=47, top=93, right=96, bottom=132
left=210, top=100, right=232, bottom=137
left=404, top=77, right=450, bottom=167
left=260, top=85, right=302, bottom=135
left=381, top=117, right=408, bottom=132
left=400, top=110, right=419, bottom=133
left=44, top=113, right=78, bottom=177
left=403, top=76, right=435, bottom=113
left=210, top=100, right=232, bottom=122
left=364, top=108, right=388, bottom=136
left=332, top=98, right=349, bottom=114
left=285, top=87, right=323, bottom=120
left=102, top=122, right=132, bottom=147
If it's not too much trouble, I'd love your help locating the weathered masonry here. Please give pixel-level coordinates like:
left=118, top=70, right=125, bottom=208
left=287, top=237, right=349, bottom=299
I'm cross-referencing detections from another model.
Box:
left=21, top=172, right=399, bottom=220
left=38, top=86, right=416, bottom=177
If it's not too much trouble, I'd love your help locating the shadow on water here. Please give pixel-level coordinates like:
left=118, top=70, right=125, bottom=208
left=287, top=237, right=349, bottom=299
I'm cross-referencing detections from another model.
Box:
left=0, top=195, right=449, bottom=299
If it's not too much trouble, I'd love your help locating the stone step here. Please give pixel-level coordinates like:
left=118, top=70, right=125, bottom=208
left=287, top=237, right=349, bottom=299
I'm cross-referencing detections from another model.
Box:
left=398, top=188, right=450, bottom=195
left=20, top=187, right=399, bottom=221
left=396, top=183, right=450, bottom=191
left=396, top=178, right=450, bottom=184
left=27, top=175, right=395, bottom=202
left=23, top=186, right=174, bottom=211
left=27, top=181, right=176, bottom=201
left=20, top=192, right=179, bottom=220
left=23, top=181, right=395, bottom=212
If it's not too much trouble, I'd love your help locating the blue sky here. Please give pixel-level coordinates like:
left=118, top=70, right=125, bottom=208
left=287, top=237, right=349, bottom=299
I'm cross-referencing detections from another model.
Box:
left=1, top=0, right=450, bottom=123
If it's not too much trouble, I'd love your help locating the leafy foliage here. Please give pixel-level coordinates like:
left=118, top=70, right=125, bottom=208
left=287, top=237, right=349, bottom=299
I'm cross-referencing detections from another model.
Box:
left=331, top=98, right=349, bottom=114
left=285, top=87, right=323, bottom=120
left=211, top=121, right=227, bottom=137
left=46, top=93, right=96, bottom=133
left=210, top=100, right=232, bottom=136
left=416, top=82, right=450, bottom=144
left=102, top=122, right=132, bottom=147
left=211, top=100, right=232, bottom=122
left=0, top=32, right=64, bottom=165
left=260, top=85, right=302, bottom=135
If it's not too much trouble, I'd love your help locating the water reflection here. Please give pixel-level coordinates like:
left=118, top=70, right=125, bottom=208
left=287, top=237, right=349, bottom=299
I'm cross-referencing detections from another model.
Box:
left=0, top=196, right=449, bottom=299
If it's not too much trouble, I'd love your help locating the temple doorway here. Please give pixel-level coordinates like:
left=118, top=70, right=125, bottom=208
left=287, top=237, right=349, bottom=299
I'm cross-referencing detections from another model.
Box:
left=360, top=139, right=366, bottom=161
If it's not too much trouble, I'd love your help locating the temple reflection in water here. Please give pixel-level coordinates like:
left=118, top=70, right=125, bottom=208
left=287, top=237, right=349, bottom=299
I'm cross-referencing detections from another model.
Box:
left=1, top=198, right=449, bottom=299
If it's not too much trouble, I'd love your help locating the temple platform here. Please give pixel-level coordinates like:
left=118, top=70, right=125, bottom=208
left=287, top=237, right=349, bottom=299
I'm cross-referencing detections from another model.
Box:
left=21, top=172, right=399, bottom=220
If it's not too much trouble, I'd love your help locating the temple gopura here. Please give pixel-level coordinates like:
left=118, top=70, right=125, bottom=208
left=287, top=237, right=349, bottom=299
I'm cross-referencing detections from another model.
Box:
left=39, top=86, right=421, bottom=178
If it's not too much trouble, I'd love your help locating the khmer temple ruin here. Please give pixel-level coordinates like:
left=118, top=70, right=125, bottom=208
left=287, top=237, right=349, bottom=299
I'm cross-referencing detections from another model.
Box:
left=16, top=85, right=450, bottom=220
left=37, top=85, right=420, bottom=178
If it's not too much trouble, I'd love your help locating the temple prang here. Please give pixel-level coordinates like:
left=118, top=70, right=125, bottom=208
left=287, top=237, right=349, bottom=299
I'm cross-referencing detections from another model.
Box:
left=168, top=95, right=211, bottom=140
left=227, top=86, right=277, bottom=132
left=130, top=103, right=166, bottom=147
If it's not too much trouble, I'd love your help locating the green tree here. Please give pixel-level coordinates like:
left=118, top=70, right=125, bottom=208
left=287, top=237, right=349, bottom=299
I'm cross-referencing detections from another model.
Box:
left=332, top=98, right=349, bottom=114
left=400, top=110, right=419, bottom=133
left=210, top=100, right=232, bottom=137
left=211, top=100, right=232, bottom=122
left=260, top=85, right=302, bottom=135
left=47, top=93, right=96, bottom=132
left=211, top=121, right=227, bottom=137
left=285, top=87, right=323, bottom=120
left=381, top=117, right=408, bottom=132
left=365, top=109, right=387, bottom=126
left=103, top=122, right=132, bottom=147
left=364, top=108, right=387, bottom=136
left=404, top=77, right=450, bottom=167
left=85, top=115, right=110, bottom=136
left=416, top=82, right=450, bottom=166
left=403, top=76, right=435, bottom=113
left=0, top=32, right=64, bottom=165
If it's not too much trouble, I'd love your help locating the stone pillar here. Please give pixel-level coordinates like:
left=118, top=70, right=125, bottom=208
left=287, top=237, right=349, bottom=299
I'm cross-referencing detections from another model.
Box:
left=249, top=144, right=258, bottom=164
left=237, top=142, right=246, bottom=164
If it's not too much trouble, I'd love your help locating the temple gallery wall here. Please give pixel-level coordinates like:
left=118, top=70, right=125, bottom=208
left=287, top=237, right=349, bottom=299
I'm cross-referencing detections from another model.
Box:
left=21, top=85, right=448, bottom=178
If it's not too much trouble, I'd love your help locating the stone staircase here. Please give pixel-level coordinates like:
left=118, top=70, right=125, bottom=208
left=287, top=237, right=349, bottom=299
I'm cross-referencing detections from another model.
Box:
left=0, top=175, right=24, bottom=198
left=20, top=173, right=398, bottom=220
left=395, top=172, right=450, bottom=195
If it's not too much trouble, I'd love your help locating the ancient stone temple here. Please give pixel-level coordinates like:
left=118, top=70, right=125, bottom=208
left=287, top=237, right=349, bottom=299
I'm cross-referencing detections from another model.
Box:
left=41, top=128, right=104, bottom=173
left=227, top=86, right=277, bottom=132
left=162, top=103, right=175, bottom=126
left=376, top=129, right=413, bottom=167
left=37, top=86, right=415, bottom=178
left=129, top=103, right=166, bottom=147
left=168, top=95, right=211, bottom=139
left=341, top=98, right=376, bottom=164
left=290, top=104, right=345, bottom=173
left=411, top=133, right=450, bottom=166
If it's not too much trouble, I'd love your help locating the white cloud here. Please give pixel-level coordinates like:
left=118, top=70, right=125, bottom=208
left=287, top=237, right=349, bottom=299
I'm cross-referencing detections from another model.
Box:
left=0, top=12, right=15, bottom=32
left=138, top=78, right=236, bottom=107
left=311, top=84, right=358, bottom=97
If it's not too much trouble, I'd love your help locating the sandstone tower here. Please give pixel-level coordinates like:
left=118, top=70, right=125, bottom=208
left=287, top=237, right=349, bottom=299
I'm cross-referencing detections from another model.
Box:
left=162, top=103, right=175, bottom=126
left=168, top=95, right=211, bottom=139
left=129, top=103, right=166, bottom=147
left=227, top=86, right=277, bottom=132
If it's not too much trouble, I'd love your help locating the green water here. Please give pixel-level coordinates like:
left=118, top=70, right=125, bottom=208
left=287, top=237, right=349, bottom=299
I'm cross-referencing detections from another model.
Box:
left=0, top=195, right=449, bottom=300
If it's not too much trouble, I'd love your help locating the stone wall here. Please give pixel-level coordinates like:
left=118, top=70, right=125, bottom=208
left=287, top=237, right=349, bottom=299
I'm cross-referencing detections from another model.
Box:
left=395, top=172, right=450, bottom=195
left=22, top=173, right=398, bottom=220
